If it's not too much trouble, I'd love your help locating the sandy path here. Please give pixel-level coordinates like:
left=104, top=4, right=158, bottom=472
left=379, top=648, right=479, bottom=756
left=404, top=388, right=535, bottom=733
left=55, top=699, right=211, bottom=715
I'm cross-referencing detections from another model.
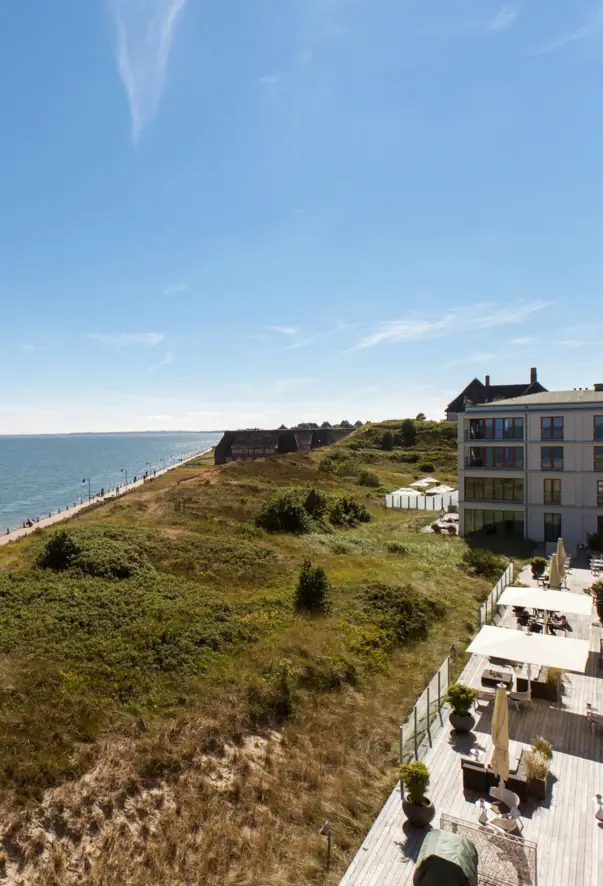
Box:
left=0, top=448, right=212, bottom=547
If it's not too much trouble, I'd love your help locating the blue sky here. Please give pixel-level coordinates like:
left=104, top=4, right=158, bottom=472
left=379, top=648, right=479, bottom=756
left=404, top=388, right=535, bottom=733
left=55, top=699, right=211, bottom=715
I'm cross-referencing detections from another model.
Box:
left=1, top=1, right=602, bottom=434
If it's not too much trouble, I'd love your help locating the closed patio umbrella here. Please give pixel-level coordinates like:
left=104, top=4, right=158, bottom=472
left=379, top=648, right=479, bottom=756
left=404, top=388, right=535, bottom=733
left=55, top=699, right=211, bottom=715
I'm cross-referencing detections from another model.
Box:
left=491, top=685, right=510, bottom=787
left=556, top=538, right=567, bottom=572
left=549, top=553, right=561, bottom=589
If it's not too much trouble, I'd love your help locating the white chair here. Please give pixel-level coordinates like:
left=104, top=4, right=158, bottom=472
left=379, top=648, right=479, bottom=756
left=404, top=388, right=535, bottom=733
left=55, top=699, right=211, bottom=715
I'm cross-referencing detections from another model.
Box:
left=476, top=689, right=496, bottom=707
left=489, top=806, right=523, bottom=835
left=508, top=690, right=532, bottom=711
left=489, top=785, right=520, bottom=810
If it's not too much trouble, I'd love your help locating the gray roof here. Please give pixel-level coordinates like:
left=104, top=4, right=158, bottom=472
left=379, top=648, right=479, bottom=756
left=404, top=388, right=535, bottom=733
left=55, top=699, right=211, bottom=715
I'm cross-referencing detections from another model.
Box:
left=468, top=389, right=603, bottom=409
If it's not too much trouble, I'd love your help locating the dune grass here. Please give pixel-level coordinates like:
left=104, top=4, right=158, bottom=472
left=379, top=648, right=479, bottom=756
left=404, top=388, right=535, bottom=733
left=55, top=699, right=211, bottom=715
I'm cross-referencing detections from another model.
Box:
left=0, top=422, right=502, bottom=884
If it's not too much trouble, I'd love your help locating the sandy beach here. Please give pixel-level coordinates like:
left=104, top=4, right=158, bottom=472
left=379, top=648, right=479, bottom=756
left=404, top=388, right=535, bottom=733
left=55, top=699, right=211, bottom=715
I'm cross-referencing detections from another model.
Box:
left=0, top=448, right=212, bottom=547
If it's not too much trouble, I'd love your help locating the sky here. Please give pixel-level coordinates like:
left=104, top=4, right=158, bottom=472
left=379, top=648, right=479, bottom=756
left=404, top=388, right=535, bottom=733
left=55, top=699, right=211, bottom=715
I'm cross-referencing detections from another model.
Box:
left=0, top=0, right=602, bottom=434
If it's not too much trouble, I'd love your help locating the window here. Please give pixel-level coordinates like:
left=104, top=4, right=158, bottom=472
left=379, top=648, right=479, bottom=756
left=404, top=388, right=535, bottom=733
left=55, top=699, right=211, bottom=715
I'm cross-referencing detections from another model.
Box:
left=467, top=418, right=523, bottom=441
left=541, top=416, right=564, bottom=441
left=598, top=481, right=603, bottom=507
left=464, top=477, right=524, bottom=501
left=466, top=447, right=524, bottom=469
left=544, top=479, right=561, bottom=504
left=544, top=513, right=562, bottom=543
left=464, top=509, right=524, bottom=538
left=541, top=446, right=564, bottom=470
left=599, top=515, right=603, bottom=534
left=595, top=447, right=603, bottom=471
left=594, top=416, right=603, bottom=441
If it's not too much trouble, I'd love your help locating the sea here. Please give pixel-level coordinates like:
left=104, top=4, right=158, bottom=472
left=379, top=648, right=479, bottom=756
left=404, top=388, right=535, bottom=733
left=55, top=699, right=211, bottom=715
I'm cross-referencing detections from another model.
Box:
left=0, top=431, right=223, bottom=532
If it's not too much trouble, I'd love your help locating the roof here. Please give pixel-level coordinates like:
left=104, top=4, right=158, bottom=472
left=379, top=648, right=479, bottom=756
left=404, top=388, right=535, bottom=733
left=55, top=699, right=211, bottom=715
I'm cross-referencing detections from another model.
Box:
left=470, top=389, right=603, bottom=408
left=466, top=625, right=590, bottom=672
left=446, top=378, right=546, bottom=414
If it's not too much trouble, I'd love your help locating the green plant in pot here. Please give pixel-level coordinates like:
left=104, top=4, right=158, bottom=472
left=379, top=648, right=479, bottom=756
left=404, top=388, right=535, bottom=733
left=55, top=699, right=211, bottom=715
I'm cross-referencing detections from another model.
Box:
left=530, top=557, right=547, bottom=580
left=446, top=683, right=479, bottom=733
left=399, top=762, right=435, bottom=828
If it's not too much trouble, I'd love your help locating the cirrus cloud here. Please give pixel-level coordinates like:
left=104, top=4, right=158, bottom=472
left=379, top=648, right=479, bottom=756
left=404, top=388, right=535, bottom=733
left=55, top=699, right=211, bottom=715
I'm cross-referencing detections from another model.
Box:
left=89, top=332, right=165, bottom=347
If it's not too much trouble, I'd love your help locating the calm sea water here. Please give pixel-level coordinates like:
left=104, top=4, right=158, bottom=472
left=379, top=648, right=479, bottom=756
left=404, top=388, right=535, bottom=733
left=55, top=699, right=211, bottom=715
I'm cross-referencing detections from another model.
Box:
left=0, top=432, right=222, bottom=531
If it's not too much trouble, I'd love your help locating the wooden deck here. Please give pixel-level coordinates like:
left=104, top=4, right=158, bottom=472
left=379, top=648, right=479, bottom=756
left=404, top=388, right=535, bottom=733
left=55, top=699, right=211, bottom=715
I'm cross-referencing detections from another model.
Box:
left=340, top=563, right=603, bottom=886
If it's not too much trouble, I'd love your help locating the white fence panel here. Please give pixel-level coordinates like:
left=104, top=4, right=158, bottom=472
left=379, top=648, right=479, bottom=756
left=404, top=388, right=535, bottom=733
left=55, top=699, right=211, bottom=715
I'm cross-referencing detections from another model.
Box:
left=385, top=491, right=458, bottom=511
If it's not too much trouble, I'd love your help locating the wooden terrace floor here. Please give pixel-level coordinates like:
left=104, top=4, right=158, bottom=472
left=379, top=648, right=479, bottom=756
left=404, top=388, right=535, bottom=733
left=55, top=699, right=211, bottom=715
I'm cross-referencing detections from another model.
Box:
left=340, top=564, right=603, bottom=886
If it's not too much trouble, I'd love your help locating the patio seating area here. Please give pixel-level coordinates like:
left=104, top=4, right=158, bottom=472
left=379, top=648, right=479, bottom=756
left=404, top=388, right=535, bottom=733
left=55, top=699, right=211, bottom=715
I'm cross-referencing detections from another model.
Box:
left=339, top=553, right=603, bottom=886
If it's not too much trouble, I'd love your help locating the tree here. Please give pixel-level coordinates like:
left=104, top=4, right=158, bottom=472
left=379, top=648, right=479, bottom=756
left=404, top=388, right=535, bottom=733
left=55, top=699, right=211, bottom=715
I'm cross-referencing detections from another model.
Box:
left=339, top=420, right=352, bottom=428
left=295, top=560, right=331, bottom=614
left=256, top=493, right=310, bottom=533
left=415, top=412, right=426, bottom=421
left=321, top=421, right=332, bottom=428
left=354, top=420, right=363, bottom=428
left=382, top=430, right=394, bottom=451
left=38, top=530, right=82, bottom=571
left=304, top=487, right=328, bottom=519
left=401, top=418, right=417, bottom=447
left=278, top=424, right=288, bottom=430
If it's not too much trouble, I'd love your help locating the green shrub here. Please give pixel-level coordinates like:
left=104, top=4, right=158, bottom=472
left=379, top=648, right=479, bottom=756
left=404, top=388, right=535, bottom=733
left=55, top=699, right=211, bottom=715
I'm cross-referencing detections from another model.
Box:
left=256, top=493, right=311, bottom=533
left=362, top=582, right=442, bottom=646
left=358, top=470, right=380, bottom=488
left=304, top=488, right=329, bottom=519
left=462, top=547, right=506, bottom=580
left=398, top=761, right=429, bottom=804
left=329, top=497, right=371, bottom=527
left=381, top=431, right=394, bottom=451
left=531, top=557, right=547, bottom=579
left=37, top=531, right=82, bottom=572
left=295, top=560, right=331, bottom=614
left=446, top=683, right=479, bottom=717
left=419, top=462, right=435, bottom=473
left=401, top=419, right=417, bottom=447
left=386, top=542, right=407, bottom=555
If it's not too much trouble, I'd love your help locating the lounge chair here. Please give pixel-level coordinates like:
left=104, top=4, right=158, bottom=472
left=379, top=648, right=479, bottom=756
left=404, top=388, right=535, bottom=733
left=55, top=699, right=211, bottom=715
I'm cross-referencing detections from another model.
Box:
left=508, top=690, right=532, bottom=711
left=488, top=806, right=523, bottom=835
left=489, top=785, right=520, bottom=810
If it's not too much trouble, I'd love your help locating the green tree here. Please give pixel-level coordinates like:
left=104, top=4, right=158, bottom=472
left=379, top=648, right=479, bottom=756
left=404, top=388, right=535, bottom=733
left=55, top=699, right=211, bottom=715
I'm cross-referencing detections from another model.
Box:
left=304, top=487, right=329, bottom=518
left=37, top=530, right=82, bottom=572
left=295, top=560, right=331, bottom=614
left=339, top=420, right=352, bottom=428
left=256, top=493, right=310, bottom=533
left=401, top=418, right=417, bottom=447
left=321, top=421, right=332, bottom=428
left=354, top=420, right=363, bottom=428
left=382, top=430, right=394, bottom=451
left=415, top=412, right=426, bottom=421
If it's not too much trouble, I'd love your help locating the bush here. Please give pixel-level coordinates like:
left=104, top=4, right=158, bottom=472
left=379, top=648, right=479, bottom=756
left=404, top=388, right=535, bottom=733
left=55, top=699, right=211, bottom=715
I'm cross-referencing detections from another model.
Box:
left=531, top=736, right=553, bottom=760
left=304, top=488, right=328, bottom=519
left=401, top=419, right=417, bottom=447
left=386, top=542, right=407, bottom=555
left=362, top=582, right=442, bottom=646
left=358, top=470, right=380, bottom=488
left=419, top=462, right=435, bottom=473
left=37, top=531, right=82, bottom=572
left=462, top=547, right=506, bottom=580
left=531, top=557, right=547, bottom=579
left=399, top=761, right=429, bottom=804
left=525, top=750, right=549, bottom=781
left=446, top=683, right=479, bottom=717
left=295, top=560, right=331, bottom=614
left=381, top=431, right=394, bottom=451
left=329, top=497, right=371, bottom=527
left=256, top=493, right=310, bottom=533
left=588, top=531, right=603, bottom=552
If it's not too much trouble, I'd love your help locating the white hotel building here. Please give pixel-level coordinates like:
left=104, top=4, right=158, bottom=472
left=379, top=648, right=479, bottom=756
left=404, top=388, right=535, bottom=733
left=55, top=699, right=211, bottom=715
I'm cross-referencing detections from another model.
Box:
left=458, top=388, right=603, bottom=551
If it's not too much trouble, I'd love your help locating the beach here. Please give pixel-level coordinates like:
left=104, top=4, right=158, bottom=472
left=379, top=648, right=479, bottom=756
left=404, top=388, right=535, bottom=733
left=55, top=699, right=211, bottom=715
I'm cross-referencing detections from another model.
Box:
left=0, top=448, right=212, bottom=547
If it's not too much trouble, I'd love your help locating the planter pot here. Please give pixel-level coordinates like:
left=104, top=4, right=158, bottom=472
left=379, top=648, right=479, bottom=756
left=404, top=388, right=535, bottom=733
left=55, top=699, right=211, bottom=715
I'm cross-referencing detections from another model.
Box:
left=528, top=776, right=547, bottom=801
left=449, top=712, right=475, bottom=733
left=402, top=798, right=436, bottom=828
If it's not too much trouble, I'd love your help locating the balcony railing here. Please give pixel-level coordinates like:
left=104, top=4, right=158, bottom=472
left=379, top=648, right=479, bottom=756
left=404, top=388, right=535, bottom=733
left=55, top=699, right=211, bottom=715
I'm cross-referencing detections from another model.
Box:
left=464, top=430, right=524, bottom=441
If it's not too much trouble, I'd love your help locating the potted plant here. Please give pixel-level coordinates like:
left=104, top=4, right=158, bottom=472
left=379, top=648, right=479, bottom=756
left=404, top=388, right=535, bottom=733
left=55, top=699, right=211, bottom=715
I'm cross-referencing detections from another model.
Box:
left=524, top=749, right=549, bottom=800
left=530, top=557, right=547, bottom=580
left=399, top=762, right=435, bottom=828
left=446, top=683, right=479, bottom=733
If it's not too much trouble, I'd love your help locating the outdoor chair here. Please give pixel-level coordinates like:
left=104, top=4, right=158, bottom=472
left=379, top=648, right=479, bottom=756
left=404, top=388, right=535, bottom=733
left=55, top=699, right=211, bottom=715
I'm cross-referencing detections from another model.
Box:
left=489, top=786, right=520, bottom=810
left=508, top=690, right=532, bottom=711
left=476, top=689, right=496, bottom=707
left=488, top=806, right=523, bottom=835
left=587, top=711, right=603, bottom=733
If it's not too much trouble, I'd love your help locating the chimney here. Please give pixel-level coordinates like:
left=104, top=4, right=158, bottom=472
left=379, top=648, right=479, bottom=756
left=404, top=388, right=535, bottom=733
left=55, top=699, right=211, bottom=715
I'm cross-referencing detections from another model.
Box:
left=530, top=367, right=537, bottom=384
left=485, top=375, right=490, bottom=387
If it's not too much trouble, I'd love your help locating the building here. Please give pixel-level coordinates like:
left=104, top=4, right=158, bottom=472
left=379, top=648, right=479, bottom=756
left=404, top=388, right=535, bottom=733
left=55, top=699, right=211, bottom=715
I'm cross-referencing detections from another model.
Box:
left=214, top=427, right=353, bottom=465
left=458, top=386, right=603, bottom=551
left=445, top=368, right=547, bottom=421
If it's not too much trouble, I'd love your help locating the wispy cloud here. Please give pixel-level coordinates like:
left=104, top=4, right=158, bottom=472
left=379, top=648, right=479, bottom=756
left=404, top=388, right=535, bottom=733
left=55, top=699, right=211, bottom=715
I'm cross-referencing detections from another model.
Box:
left=259, top=75, right=279, bottom=86
left=109, top=0, right=187, bottom=142
left=508, top=336, right=536, bottom=346
left=532, top=8, right=603, bottom=55
left=285, top=322, right=353, bottom=351
left=164, top=282, right=189, bottom=296
left=489, top=6, right=517, bottom=32
left=355, top=302, right=550, bottom=350
left=266, top=325, right=299, bottom=336
left=90, top=332, right=164, bottom=347
left=446, top=352, right=497, bottom=367
left=557, top=339, right=584, bottom=347
left=147, top=351, right=174, bottom=371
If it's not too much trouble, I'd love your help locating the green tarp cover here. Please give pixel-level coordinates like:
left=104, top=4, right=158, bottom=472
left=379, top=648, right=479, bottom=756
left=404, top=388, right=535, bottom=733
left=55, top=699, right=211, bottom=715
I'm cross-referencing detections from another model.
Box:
left=413, top=829, right=478, bottom=886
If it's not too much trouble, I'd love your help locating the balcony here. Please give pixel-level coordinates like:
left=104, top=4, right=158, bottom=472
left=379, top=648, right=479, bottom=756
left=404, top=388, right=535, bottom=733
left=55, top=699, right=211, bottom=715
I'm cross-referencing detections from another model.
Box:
left=464, top=418, right=524, bottom=442
left=464, top=447, right=524, bottom=470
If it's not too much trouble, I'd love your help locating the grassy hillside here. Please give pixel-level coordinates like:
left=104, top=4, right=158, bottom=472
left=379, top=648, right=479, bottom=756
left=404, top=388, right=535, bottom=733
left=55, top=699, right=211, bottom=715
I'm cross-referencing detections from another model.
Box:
left=0, top=421, right=503, bottom=885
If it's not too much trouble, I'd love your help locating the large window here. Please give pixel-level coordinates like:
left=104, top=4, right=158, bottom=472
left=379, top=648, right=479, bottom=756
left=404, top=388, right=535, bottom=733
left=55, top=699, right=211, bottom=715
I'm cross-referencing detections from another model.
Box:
left=595, top=447, right=603, bottom=471
left=598, top=481, right=603, bottom=507
left=544, top=513, right=562, bottom=542
left=544, top=478, right=561, bottom=504
left=464, top=477, right=524, bottom=501
left=541, top=446, right=564, bottom=470
left=594, top=416, right=603, bottom=441
left=541, top=416, right=564, bottom=441
left=466, top=447, right=524, bottom=469
left=468, top=418, right=523, bottom=441
left=464, top=509, right=524, bottom=538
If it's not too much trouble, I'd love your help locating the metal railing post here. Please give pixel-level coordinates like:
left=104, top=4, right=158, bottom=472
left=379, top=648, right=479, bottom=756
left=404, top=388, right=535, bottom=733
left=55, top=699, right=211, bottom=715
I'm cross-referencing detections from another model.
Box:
left=414, top=706, right=419, bottom=760
left=437, top=668, right=443, bottom=724
left=426, top=686, right=431, bottom=746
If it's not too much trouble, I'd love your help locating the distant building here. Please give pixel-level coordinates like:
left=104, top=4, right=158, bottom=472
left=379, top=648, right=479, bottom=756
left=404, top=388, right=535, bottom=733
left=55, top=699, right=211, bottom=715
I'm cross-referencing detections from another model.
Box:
left=446, top=368, right=547, bottom=421
left=215, top=427, right=353, bottom=465
left=457, top=385, right=603, bottom=551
